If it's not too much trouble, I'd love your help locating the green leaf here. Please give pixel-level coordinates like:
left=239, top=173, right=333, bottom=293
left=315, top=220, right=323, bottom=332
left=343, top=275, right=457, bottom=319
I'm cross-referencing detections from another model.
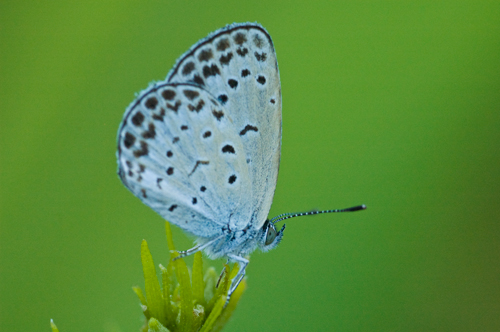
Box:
left=50, top=319, right=59, bottom=332
left=211, top=279, right=247, bottom=332
left=133, top=286, right=151, bottom=320
left=147, top=318, right=171, bottom=332
left=198, top=295, right=225, bottom=332
left=192, top=251, right=205, bottom=306
left=192, top=304, right=205, bottom=331
left=203, top=267, right=217, bottom=302
left=164, top=222, right=177, bottom=258
left=141, top=240, right=166, bottom=324
left=159, top=264, right=177, bottom=332
left=173, top=254, right=193, bottom=331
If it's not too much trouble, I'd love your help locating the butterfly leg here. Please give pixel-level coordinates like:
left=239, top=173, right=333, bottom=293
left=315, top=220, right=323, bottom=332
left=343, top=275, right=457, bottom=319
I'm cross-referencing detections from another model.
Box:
left=225, top=254, right=249, bottom=306
left=173, top=235, right=224, bottom=261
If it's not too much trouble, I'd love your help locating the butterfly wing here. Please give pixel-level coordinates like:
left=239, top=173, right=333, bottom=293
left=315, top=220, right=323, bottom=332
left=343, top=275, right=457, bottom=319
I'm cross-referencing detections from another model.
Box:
left=167, top=23, right=282, bottom=230
left=117, top=83, right=252, bottom=238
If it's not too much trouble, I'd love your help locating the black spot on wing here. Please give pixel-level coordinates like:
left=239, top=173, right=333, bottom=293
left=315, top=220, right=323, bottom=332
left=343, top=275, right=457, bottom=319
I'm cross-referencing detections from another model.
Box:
left=152, top=108, right=166, bottom=121
left=239, top=124, right=258, bottom=136
left=124, top=132, right=136, bottom=148
left=132, top=112, right=145, bottom=126
left=254, top=52, right=267, bottom=62
left=162, top=89, right=176, bottom=100
left=216, top=38, right=230, bottom=51
left=188, top=100, right=205, bottom=113
left=198, top=49, right=213, bottom=62
left=183, top=89, right=199, bottom=100
left=220, top=52, right=233, bottom=66
left=142, top=123, right=156, bottom=139
left=236, top=47, right=248, bottom=57
left=234, top=32, right=247, bottom=45
left=182, top=62, right=195, bottom=76
left=212, top=109, right=224, bottom=121
left=167, top=100, right=181, bottom=113
left=228, top=79, right=238, bottom=89
left=133, top=141, right=148, bottom=157
left=222, top=144, right=235, bottom=154
left=145, top=97, right=158, bottom=109
left=203, top=64, right=220, bottom=78
left=217, top=94, right=228, bottom=105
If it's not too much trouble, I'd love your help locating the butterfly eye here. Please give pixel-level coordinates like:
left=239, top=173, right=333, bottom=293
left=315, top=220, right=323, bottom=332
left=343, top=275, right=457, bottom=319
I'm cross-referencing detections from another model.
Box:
left=265, top=225, right=277, bottom=246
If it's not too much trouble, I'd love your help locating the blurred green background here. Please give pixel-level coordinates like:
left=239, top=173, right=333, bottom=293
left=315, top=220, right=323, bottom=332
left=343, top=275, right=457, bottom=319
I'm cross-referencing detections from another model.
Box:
left=1, top=1, right=499, bottom=331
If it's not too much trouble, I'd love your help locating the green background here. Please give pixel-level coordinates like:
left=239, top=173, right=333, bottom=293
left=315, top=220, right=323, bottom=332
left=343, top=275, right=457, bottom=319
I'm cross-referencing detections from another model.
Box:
left=1, top=1, right=499, bottom=331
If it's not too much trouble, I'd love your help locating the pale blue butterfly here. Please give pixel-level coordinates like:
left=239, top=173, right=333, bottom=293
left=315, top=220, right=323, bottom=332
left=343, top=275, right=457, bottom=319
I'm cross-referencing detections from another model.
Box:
left=117, top=22, right=365, bottom=301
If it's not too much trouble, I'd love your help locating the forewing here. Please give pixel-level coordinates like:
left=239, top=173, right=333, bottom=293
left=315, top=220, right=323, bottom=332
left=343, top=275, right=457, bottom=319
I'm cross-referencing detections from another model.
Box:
left=167, top=23, right=282, bottom=229
left=117, top=83, right=251, bottom=238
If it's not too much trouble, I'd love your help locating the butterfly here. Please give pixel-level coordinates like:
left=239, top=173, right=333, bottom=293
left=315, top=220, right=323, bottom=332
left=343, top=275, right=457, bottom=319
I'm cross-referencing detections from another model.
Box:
left=117, top=22, right=365, bottom=302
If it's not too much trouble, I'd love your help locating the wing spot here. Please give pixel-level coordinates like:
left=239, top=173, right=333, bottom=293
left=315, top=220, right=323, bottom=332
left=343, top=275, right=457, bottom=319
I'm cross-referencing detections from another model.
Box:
left=222, top=144, right=235, bottom=154
left=133, top=141, right=148, bottom=157
left=132, top=112, right=145, bottom=126
left=168, top=204, right=178, bottom=212
left=217, top=38, right=230, bottom=51
left=228, top=79, right=238, bottom=89
left=241, top=69, right=250, bottom=77
left=254, top=52, right=267, bottom=62
left=212, top=109, right=224, bottom=121
left=239, top=124, right=259, bottom=135
left=192, top=75, right=205, bottom=86
left=253, top=34, right=264, bottom=48
left=166, top=167, right=174, bottom=175
left=157, top=178, right=163, bottom=189
left=166, top=150, right=173, bottom=157
left=220, top=52, right=233, bottom=66
left=180, top=125, right=188, bottom=131
left=198, top=49, right=213, bottom=62
left=167, top=100, right=181, bottom=113
left=142, top=123, right=156, bottom=139
left=228, top=174, right=237, bottom=184
left=270, top=98, right=276, bottom=104
left=172, top=137, right=180, bottom=144
left=183, top=89, right=199, bottom=100
left=236, top=47, right=248, bottom=57
left=217, top=94, right=228, bottom=105
left=256, top=75, right=266, bottom=85
left=145, top=97, right=158, bottom=109
left=203, top=131, right=212, bottom=138
left=124, top=132, right=136, bottom=148
left=192, top=197, right=197, bottom=205
left=141, top=189, right=147, bottom=198
left=203, top=64, right=220, bottom=78
left=152, top=108, right=166, bottom=121
left=182, top=62, right=195, bottom=76
left=162, top=89, right=176, bottom=100
left=234, top=32, right=247, bottom=45
left=200, top=186, right=206, bottom=192
left=187, top=99, right=205, bottom=112
left=189, top=160, right=209, bottom=176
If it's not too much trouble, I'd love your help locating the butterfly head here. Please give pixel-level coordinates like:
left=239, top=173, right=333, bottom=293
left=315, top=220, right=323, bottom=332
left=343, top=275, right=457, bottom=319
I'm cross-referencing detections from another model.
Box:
left=258, top=220, right=286, bottom=252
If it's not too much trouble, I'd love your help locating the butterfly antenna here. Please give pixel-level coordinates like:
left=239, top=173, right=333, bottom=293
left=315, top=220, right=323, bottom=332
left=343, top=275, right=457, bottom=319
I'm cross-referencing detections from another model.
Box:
left=271, top=204, right=366, bottom=224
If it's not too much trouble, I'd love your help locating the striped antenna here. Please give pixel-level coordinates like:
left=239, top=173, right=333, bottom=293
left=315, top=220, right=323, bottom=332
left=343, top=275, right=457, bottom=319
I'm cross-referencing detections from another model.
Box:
left=270, top=204, right=366, bottom=225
